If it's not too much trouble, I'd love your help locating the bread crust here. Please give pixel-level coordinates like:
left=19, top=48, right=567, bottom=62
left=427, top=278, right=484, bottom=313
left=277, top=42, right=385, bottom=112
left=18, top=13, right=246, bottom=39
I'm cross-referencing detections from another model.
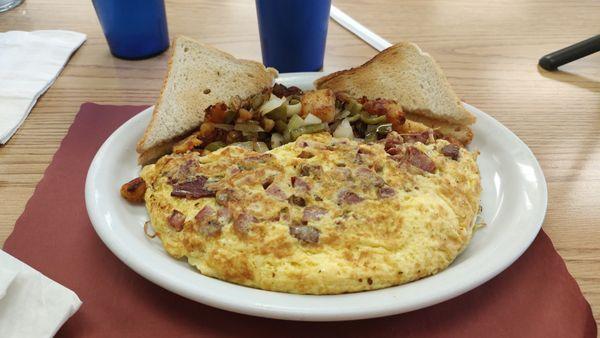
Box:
left=315, top=42, right=476, bottom=126
left=136, top=36, right=277, bottom=164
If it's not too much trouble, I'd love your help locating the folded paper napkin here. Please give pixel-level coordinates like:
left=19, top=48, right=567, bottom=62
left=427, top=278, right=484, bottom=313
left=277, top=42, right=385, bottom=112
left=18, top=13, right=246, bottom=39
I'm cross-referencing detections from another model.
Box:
left=0, top=30, right=86, bottom=144
left=2, top=103, right=596, bottom=337
left=0, top=250, right=82, bottom=338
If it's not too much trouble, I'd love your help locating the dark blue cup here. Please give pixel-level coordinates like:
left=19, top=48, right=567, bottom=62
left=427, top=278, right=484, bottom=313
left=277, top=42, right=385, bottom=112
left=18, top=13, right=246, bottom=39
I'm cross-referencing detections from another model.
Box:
left=256, top=0, right=331, bottom=72
left=92, top=0, right=170, bottom=60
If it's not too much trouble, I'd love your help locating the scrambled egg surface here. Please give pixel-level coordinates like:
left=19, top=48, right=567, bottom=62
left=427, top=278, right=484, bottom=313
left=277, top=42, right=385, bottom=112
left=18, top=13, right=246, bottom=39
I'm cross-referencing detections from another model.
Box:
left=141, top=133, right=481, bottom=294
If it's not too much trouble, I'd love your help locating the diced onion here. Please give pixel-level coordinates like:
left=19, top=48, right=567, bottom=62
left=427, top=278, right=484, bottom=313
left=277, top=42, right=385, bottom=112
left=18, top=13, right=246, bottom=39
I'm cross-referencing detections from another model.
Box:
left=286, top=101, right=302, bottom=117
left=303, top=113, right=322, bottom=125
left=259, top=94, right=285, bottom=115
left=234, top=123, right=264, bottom=133
left=231, top=141, right=254, bottom=150
left=254, top=142, right=270, bottom=153
left=271, top=133, right=284, bottom=148
left=287, top=114, right=306, bottom=132
left=336, top=110, right=351, bottom=120
left=333, top=118, right=354, bottom=139
left=213, top=123, right=234, bottom=131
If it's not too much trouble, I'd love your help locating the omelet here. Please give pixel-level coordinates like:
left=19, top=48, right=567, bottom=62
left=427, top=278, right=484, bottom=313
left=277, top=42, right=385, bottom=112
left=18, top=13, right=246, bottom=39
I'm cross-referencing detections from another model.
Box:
left=140, top=132, right=481, bottom=294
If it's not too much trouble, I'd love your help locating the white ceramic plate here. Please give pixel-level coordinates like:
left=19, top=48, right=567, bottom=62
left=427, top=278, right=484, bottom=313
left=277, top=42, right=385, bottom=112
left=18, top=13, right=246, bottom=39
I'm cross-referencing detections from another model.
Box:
left=85, top=72, right=547, bottom=321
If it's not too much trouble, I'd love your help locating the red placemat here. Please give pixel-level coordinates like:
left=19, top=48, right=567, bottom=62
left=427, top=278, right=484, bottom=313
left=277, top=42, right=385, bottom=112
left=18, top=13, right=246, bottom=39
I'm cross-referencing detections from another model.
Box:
left=3, top=103, right=596, bottom=337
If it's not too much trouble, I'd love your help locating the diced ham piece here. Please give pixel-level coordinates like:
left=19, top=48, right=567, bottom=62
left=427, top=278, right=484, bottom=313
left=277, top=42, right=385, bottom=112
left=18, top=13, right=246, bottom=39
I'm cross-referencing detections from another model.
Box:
left=291, top=176, right=310, bottom=192
left=298, top=151, right=314, bottom=159
left=355, top=167, right=385, bottom=187
left=200, top=221, right=223, bottom=237
left=167, top=210, right=186, bottom=231
left=217, top=207, right=231, bottom=224
left=288, top=195, right=306, bottom=207
left=197, top=207, right=229, bottom=237
left=441, top=144, right=460, bottom=160
left=289, top=225, right=320, bottom=244
left=215, top=188, right=235, bottom=206
left=406, top=147, right=436, bottom=173
left=171, top=176, right=215, bottom=199
left=265, top=184, right=288, bottom=200
left=377, top=186, right=396, bottom=199
left=299, top=164, right=323, bottom=177
left=233, top=213, right=257, bottom=235
left=302, top=206, right=328, bottom=223
left=338, top=190, right=363, bottom=204
left=404, top=131, right=433, bottom=145
left=195, top=205, right=215, bottom=222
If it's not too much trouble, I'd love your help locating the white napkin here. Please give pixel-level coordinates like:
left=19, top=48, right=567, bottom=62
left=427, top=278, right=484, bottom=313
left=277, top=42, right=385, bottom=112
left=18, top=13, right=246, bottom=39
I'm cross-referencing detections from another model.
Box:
left=0, top=250, right=82, bottom=338
left=0, top=30, right=86, bottom=144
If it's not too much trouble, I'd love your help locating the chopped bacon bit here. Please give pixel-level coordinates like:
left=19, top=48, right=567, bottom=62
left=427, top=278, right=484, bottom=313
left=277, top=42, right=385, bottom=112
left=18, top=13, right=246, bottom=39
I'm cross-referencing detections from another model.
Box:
left=441, top=144, right=460, bottom=160
left=171, top=176, right=215, bottom=199
left=377, top=186, right=396, bottom=199
left=338, top=190, right=363, bottom=204
left=289, top=225, right=320, bottom=244
left=120, top=177, right=146, bottom=203
left=168, top=210, right=186, bottom=231
left=266, top=184, right=288, bottom=200
left=302, top=206, right=328, bottom=223
left=233, top=213, right=257, bottom=235
left=298, top=151, right=314, bottom=159
left=406, top=147, right=436, bottom=173
left=204, top=102, right=229, bottom=123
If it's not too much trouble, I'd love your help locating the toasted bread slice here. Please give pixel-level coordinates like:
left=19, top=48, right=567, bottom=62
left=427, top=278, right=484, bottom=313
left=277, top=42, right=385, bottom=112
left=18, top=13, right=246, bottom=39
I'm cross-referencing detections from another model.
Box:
left=315, top=42, right=475, bottom=126
left=136, top=36, right=277, bottom=164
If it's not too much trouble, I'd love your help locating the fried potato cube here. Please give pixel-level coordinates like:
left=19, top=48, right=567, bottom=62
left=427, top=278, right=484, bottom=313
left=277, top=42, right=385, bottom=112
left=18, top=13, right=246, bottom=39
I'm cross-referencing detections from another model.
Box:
left=120, top=177, right=147, bottom=203
left=300, top=89, right=336, bottom=122
left=173, top=132, right=203, bottom=154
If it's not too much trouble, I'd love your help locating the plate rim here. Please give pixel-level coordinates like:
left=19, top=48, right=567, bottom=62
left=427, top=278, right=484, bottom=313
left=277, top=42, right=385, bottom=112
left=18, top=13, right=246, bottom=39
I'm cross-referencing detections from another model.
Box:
left=85, top=72, right=548, bottom=321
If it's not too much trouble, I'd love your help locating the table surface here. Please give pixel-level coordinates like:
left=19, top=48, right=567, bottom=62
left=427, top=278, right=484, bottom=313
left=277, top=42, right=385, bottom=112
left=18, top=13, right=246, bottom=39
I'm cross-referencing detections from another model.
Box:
left=1, top=0, right=599, bottom=325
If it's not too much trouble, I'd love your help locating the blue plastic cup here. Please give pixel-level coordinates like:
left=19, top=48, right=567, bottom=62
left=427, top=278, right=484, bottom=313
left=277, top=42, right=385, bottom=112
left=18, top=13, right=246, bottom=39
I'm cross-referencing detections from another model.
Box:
left=255, top=0, right=331, bottom=72
left=92, top=0, right=170, bottom=60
